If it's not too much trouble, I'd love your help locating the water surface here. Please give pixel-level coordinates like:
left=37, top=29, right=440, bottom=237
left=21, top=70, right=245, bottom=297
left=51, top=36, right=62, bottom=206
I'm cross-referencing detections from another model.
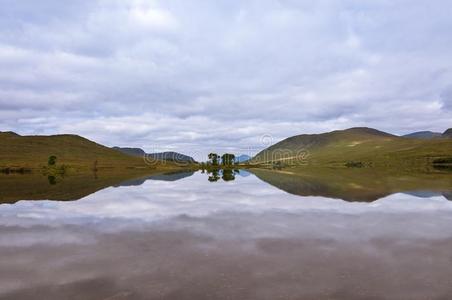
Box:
left=1, top=170, right=452, bottom=299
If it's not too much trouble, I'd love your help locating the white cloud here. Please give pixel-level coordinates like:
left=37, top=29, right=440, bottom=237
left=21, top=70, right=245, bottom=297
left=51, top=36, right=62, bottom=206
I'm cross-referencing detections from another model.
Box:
left=129, top=7, right=178, bottom=30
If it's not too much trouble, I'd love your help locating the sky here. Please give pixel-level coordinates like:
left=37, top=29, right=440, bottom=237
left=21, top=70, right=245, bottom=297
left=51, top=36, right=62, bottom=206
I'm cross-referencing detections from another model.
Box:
left=1, top=0, right=451, bottom=159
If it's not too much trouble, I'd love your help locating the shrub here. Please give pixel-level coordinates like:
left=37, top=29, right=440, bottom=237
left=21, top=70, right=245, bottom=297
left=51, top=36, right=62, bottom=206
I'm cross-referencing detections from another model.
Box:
left=345, top=161, right=364, bottom=168
left=48, top=155, right=57, bottom=166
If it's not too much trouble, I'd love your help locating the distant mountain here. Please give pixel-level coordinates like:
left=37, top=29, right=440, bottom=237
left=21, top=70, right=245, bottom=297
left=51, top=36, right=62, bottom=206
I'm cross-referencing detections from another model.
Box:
left=403, top=131, right=442, bottom=139
left=251, top=127, right=452, bottom=167
left=0, top=131, right=20, bottom=137
left=113, top=147, right=196, bottom=163
left=402, top=129, right=452, bottom=139
left=443, top=128, right=452, bottom=138
left=112, top=147, right=146, bottom=157
left=147, top=152, right=196, bottom=163
left=235, top=154, right=252, bottom=163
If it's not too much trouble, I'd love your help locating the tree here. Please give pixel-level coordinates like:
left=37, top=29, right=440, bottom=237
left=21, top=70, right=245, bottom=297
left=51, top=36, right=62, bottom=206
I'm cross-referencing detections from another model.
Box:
left=221, top=153, right=236, bottom=166
left=208, top=153, right=219, bottom=166
left=48, top=155, right=57, bottom=166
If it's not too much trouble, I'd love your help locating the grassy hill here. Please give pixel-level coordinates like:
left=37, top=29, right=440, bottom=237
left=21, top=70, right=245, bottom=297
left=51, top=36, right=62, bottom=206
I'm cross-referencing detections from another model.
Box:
left=0, top=131, right=182, bottom=172
left=251, top=127, right=452, bottom=169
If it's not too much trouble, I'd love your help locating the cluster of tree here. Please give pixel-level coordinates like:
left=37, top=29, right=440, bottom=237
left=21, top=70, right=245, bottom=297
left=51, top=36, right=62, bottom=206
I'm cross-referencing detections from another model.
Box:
left=207, top=153, right=236, bottom=166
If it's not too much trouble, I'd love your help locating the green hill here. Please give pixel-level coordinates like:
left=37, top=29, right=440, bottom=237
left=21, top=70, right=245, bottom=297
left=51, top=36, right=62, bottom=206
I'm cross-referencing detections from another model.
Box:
left=251, top=127, right=452, bottom=168
left=0, top=131, right=174, bottom=171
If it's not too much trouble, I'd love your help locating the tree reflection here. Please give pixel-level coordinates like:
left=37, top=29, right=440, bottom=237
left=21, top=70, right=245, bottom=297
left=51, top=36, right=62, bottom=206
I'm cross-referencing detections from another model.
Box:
left=206, top=169, right=240, bottom=182
left=208, top=170, right=221, bottom=182
left=222, top=169, right=236, bottom=181
left=48, top=175, right=57, bottom=185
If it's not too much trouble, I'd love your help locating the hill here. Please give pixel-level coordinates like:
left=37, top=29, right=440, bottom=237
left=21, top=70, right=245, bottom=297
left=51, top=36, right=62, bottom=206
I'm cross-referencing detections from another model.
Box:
left=235, top=154, right=252, bottom=163
left=113, top=147, right=196, bottom=163
left=147, top=152, right=196, bottom=163
left=403, top=131, right=442, bottom=139
left=112, top=147, right=146, bottom=157
left=251, top=127, right=452, bottom=168
left=443, top=128, right=452, bottom=138
left=0, top=132, right=176, bottom=171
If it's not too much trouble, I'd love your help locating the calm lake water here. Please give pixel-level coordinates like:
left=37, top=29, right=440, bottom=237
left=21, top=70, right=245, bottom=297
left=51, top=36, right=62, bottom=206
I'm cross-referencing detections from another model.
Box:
left=1, top=169, right=452, bottom=299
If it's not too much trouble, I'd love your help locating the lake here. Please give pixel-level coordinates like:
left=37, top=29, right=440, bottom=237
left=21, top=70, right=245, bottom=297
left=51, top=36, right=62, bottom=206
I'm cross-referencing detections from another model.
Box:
left=1, top=169, right=452, bottom=299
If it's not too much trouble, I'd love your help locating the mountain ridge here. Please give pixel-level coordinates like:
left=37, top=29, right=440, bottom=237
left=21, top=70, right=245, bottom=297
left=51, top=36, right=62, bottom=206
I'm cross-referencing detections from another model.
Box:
left=403, top=131, right=443, bottom=139
left=113, top=147, right=196, bottom=163
left=443, top=128, right=452, bottom=138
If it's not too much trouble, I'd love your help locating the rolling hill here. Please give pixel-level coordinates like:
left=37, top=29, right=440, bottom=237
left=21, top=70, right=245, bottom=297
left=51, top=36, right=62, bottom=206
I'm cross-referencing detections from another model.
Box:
left=0, top=132, right=178, bottom=171
left=251, top=127, right=452, bottom=168
left=113, top=147, right=196, bottom=163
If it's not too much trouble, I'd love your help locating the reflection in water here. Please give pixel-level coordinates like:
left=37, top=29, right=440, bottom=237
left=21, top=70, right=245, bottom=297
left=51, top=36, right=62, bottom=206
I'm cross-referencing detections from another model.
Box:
left=250, top=168, right=452, bottom=202
left=208, top=169, right=221, bottom=182
left=1, top=171, right=452, bottom=299
left=206, top=169, right=241, bottom=182
left=1, top=168, right=452, bottom=203
left=0, top=170, right=195, bottom=203
left=117, top=171, right=195, bottom=186
left=433, top=164, right=452, bottom=172
left=221, top=169, right=236, bottom=181
left=47, top=175, right=57, bottom=185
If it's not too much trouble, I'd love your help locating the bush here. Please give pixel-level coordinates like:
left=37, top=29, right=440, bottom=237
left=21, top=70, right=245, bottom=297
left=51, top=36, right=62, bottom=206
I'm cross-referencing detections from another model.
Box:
left=48, top=155, right=57, bottom=166
left=345, top=161, right=364, bottom=168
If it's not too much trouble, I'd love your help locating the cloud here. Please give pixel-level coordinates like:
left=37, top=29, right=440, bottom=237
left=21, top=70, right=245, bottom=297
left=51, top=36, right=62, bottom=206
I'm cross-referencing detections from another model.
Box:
left=1, top=0, right=452, bottom=157
left=129, top=7, right=178, bottom=30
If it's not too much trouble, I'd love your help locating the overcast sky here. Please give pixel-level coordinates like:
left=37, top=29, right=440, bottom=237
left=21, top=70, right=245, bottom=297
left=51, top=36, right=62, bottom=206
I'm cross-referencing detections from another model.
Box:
left=1, top=0, right=451, bottom=159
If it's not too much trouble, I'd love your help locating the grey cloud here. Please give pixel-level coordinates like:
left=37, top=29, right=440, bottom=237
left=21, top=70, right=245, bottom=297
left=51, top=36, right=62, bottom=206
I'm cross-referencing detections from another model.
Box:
left=1, top=0, right=452, bottom=156
left=440, top=86, right=452, bottom=111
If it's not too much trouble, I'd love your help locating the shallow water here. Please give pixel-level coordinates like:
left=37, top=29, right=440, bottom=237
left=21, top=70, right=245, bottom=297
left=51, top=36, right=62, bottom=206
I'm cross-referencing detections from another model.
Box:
left=1, top=170, right=452, bottom=299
